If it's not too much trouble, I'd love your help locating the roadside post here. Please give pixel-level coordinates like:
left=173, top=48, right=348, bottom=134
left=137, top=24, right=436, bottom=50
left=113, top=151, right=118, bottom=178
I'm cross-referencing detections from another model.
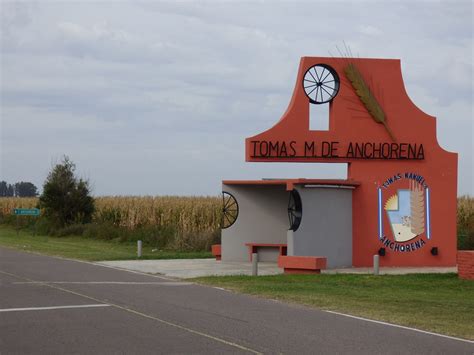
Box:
left=252, top=253, right=258, bottom=276
left=137, top=240, right=142, bottom=258
left=373, top=255, right=380, bottom=275
left=12, top=208, right=40, bottom=236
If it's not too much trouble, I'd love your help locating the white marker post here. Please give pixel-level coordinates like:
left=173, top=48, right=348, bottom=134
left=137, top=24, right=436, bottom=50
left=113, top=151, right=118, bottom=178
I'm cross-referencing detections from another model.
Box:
left=137, top=240, right=142, bottom=258
left=252, top=253, right=258, bottom=276
left=373, top=254, right=379, bottom=275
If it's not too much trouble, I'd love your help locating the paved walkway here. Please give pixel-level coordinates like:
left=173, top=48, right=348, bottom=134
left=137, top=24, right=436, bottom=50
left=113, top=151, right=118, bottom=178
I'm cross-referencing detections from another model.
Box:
left=97, top=259, right=282, bottom=278
left=97, top=259, right=457, bottom=279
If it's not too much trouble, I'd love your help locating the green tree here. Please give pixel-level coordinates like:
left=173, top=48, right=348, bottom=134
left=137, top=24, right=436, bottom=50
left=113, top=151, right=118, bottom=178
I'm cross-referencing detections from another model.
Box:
left=14, top=182, right=38, bottom=197
left=39, top=156, right=94, bottom=228
left=0, top=181, right=15, bottom=196
left=0, top=181, right=9, bottom=196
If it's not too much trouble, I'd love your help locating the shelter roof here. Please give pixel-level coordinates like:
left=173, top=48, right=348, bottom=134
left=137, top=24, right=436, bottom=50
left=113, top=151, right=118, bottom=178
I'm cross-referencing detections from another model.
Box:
left=222, top=179, right=360, bottom=191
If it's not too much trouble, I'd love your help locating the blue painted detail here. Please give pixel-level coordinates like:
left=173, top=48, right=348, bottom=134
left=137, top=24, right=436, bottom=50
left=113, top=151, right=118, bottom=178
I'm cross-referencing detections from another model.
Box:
left=426, top=188, right=431, bottom=239
left=378, top=188, right=383, bottom=239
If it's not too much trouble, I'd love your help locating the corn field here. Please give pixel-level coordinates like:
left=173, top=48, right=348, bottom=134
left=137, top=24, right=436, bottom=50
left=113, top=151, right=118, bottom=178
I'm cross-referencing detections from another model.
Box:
left=94, top=196, right=221, bottom=233
left=0, top=197, right=38, bottom=215
left=0, top=195, right=221, bottom=231
left=0, top=195, right=472, bottom=243
left=457, top=195, right=474, bottom=231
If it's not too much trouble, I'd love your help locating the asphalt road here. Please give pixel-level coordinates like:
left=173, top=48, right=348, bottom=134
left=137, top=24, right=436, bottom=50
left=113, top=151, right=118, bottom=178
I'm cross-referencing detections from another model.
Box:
left=1, top=247, right=472, bottom=354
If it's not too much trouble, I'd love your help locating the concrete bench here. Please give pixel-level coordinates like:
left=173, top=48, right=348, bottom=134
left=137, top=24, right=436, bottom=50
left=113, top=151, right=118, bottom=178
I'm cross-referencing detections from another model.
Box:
left=245, top=243, right=287, bottom=261
left=211, top=244, right=221, bottom=261
left=278, top=255, right=327, bottom=274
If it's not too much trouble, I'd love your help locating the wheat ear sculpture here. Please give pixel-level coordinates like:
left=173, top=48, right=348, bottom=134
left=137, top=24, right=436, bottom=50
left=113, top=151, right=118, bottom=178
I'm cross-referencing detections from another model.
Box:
left=344, top=63, right=396, bottom=141
left=410, top=180, right=425, bottom=236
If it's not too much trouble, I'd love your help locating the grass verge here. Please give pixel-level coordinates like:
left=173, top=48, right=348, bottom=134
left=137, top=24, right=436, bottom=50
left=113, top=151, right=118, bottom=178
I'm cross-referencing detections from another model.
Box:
left=0, top=226, right=212, bottom=261
left=194, top=273, right=474, bottom=340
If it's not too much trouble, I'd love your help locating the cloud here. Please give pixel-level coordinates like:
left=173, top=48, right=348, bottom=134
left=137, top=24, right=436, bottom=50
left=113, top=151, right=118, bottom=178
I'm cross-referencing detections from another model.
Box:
left=1, top=1, right=472, bottom=195
left=357, top=25, right=383, bottom=37
left=0, top=1, right=36, bottom=44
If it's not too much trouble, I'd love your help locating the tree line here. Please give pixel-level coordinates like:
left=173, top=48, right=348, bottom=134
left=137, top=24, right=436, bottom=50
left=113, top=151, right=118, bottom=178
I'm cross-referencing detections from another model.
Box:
left=0, top=181, right=39, bottom=197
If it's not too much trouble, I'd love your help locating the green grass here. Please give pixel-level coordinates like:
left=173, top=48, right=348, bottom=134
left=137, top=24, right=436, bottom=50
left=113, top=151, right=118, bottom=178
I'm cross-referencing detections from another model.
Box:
left=194, top=273, right=474, bottom=340
left=0, top=226, right=212, bottom=261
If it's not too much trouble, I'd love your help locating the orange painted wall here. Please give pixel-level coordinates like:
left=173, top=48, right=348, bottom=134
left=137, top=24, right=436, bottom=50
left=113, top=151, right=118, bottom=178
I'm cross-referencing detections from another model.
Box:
left=245, top=57, right=458, bottom=267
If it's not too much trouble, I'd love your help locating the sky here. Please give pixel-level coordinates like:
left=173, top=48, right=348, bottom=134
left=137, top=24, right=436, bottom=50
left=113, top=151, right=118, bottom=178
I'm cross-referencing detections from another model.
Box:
left=1, top=0, right=472, bottom=196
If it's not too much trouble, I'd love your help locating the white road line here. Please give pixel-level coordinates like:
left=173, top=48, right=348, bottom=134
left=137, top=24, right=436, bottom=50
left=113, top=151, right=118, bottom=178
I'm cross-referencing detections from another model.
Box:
left=212, top=286, right=229, bottom=291
left=0, top=304, right=110, bottom=313
left=13, top=281, right=192, bottom=286
left=0, top=270, right=262, bottom=354
left=324, top=310, right=474, bottom=344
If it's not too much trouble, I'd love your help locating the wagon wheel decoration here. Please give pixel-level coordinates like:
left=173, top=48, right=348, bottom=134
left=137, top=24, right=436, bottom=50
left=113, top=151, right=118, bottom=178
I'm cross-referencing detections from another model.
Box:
left=222, top=192, right=239, bottom=229
left=303, top=64, right=340, bottom=104
left=288, top=190, right=302, bottom=231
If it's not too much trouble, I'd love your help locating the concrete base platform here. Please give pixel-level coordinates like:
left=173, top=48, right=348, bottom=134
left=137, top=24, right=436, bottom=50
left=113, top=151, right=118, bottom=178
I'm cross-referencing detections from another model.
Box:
left=97, top=259, right=457, bottom=279
left=97, top=259, right=283, bottom=279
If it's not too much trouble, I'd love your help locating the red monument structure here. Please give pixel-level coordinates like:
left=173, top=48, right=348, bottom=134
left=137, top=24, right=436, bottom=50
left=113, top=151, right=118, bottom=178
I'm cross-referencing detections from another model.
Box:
left=219, top=56, right=458, bottom=271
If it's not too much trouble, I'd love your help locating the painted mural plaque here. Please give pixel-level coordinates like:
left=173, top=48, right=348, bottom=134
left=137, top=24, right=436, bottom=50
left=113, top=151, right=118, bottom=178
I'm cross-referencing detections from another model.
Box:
left=378, top=173, right=431, bottom=252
